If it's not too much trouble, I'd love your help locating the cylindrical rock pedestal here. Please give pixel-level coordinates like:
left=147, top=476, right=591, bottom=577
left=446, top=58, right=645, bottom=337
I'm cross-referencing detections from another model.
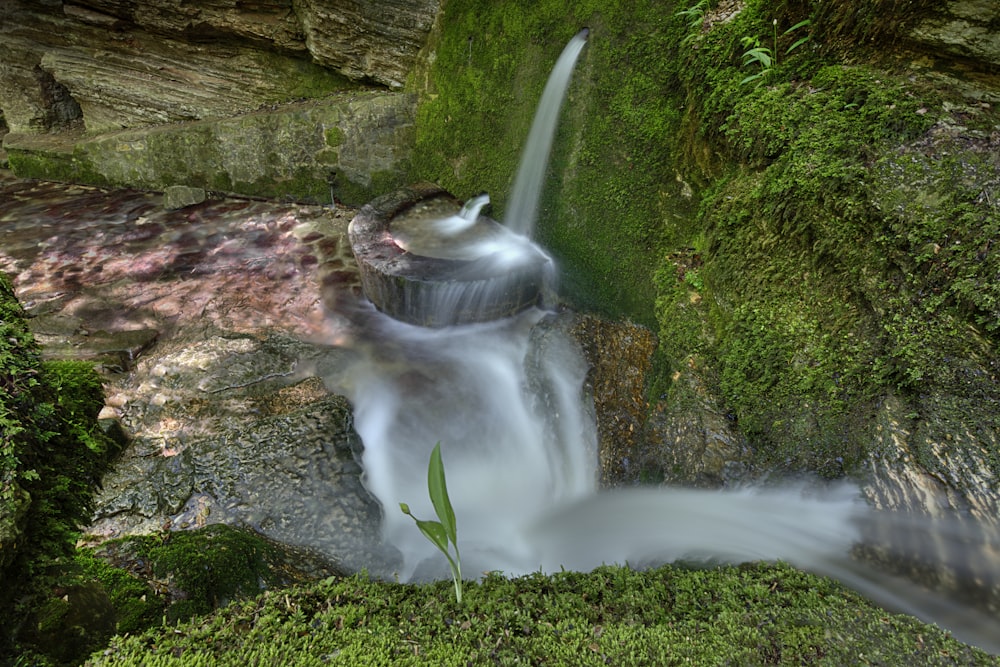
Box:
left=348, top=183, right=551, bottom=327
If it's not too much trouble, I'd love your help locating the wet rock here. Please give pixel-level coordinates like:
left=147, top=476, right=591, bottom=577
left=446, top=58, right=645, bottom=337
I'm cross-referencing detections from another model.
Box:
left=642, top=360, right=752, bottom=488
left=864, top=394, right=1000, bottom=525
left=349, top=183, right=550, bottom=326
left=162, top=185, right=206, bottom=211
left=1, top=176, right=392, bottom=577
left=567, top=314, right=658, bottom=486
left=524, top=312, right=599, bottom=476
left=911, top=0, right=1000, bottom=71
left=533, top=310, right=750, bottom=489
left=28, top=321, right=159, bottom=372
left=90, top=393, right=386, bottom=574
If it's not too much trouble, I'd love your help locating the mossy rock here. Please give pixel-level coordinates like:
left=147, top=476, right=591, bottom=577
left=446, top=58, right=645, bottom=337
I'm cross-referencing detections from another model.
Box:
left=86, top=524, right=344, bottom=628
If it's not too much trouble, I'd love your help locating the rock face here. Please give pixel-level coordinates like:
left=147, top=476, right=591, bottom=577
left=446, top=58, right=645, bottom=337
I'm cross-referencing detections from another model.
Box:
left=0, top=173, right=398, bottom=573
left=296, top=0, right=440, bottom=89
left=0, top=0, right=435, bottom=202
left=911, top=0, right=1000, bottom=71
left=0, top=0, right=437, bottom=134
left=5, top=92, right=417, bottom=206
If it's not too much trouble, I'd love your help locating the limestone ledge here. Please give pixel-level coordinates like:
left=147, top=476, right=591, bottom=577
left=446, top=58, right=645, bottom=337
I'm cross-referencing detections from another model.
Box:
left=2, top=92, right=416, bottom=206
left=911, top=0, right=1000, bottom=69
left=0, top=0, right=439, bottom=136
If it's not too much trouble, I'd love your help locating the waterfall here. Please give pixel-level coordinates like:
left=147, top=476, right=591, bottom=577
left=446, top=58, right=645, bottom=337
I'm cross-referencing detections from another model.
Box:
left=503, top=28, right=589, bottom=238
left=345, top=307, right=597, bottom=581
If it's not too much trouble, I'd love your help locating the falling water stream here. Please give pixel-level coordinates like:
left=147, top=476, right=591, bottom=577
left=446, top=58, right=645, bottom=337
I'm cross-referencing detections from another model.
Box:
left=342, top=29, right=1000, bottom=654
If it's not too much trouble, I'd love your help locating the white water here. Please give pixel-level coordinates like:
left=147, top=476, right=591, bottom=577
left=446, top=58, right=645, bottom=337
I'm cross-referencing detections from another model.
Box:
left=503, top=28, right=589, bottom=237
left=340, top=301, right=999, bottom=652
left=346, top=307, right=597, bottom=581
left=340, top=30, right=1000, bottom=655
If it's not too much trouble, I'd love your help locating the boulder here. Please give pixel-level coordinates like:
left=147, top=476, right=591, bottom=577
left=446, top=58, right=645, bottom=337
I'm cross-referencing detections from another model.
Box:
left=162, top=185, right=206, bottom=211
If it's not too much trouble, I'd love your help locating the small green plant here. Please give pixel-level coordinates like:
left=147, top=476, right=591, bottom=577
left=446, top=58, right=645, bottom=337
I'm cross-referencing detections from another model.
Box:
left=676, top=0, right=711, bottom=46
left=400, top=442, right=463, bottom=604
left=740, top=18, right=811, bottom=85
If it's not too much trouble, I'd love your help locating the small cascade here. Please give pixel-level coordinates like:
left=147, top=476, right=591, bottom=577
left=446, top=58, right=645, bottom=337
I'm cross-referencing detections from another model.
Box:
left=347, top=29, right=589, bottom=328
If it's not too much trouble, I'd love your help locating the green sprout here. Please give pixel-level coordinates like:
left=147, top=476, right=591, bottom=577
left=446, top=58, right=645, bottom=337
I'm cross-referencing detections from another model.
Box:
left=740, top=18, right=812, bottom=86
left=676, top=0, right=711, bottom=46
left=400, top=442, right=463, bottom=604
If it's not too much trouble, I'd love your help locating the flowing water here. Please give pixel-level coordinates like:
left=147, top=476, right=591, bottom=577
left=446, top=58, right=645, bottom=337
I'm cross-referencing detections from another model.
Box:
left=341, top=30, right=1000, bottom=654
left=503, top=28, right=589, bottom=237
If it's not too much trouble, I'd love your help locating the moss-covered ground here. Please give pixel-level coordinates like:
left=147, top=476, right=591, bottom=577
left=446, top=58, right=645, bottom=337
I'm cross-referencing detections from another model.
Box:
left=88, top=562, right=998, bottom=666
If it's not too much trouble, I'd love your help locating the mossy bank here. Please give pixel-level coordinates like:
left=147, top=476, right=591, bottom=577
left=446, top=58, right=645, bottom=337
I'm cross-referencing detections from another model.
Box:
left=88, top=563, right=1000, bottom=666
left=0, top=272, right=125, bottom=663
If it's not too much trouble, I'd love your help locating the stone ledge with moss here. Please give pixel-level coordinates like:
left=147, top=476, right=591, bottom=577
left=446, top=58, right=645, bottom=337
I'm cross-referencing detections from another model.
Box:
left=4, top=92, right=417, bottom=207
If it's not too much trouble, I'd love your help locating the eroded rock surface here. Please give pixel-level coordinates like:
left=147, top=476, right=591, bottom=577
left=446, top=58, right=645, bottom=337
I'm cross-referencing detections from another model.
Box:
left=911, top=0, right=1000, bottom=71
left=0, top=0, right=438, bottom=134
left=0, top=172, right=395, bottom=573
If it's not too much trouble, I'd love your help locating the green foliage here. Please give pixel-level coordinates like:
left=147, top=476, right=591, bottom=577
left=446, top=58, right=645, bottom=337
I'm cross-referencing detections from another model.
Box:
left=0, top=273, right=45, bottom=501
left=89, top=562, right=1000, bottom=666
left=739, top=19, right=812, bottom=86
left=0, top=272, right=126, bottom=663
left=400, top=443, right=463, bottom=604
left=676, top=0, right=711, bottom=46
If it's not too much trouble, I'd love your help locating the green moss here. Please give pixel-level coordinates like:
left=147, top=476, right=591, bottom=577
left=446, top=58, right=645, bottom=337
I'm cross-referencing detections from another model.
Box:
left=639, top=0, right=1000, bottom=478
left=144, top=525, right=281, bottom=622
left=279, top=62, right=359, bottom=101
left=91, top=563, right=999, bottom=666
left=324, top=126, right=346, bottom=147
left=237, top=167, right=331, bottom=205
left=408, top=0, right=694, bottom=323
left=408, top=0, right=999, bottom=480
left=7, top=146, right=110, bottom=188
left=74, top=550, right=164, bottom=636
left=1, top=273, right=126, bottom=663
left=67, top=523, right=340, bottom=645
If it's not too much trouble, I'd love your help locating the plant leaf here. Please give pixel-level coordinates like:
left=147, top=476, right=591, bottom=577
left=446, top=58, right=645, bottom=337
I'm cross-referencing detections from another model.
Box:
left=401, top=502, right=451, bottom=555
left=785, top=36, right=810, bottom=55
left=742, top=47, right=772, bottom=68
left=783, top=19, right=811, bottom=35
left=416, top=517, right=451, bottom=555
left=427, top=442, right=458, bottom=546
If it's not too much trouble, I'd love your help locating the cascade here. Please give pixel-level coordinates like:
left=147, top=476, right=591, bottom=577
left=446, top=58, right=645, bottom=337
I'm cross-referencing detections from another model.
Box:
left=342, top=30, right=1000, bottom=654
